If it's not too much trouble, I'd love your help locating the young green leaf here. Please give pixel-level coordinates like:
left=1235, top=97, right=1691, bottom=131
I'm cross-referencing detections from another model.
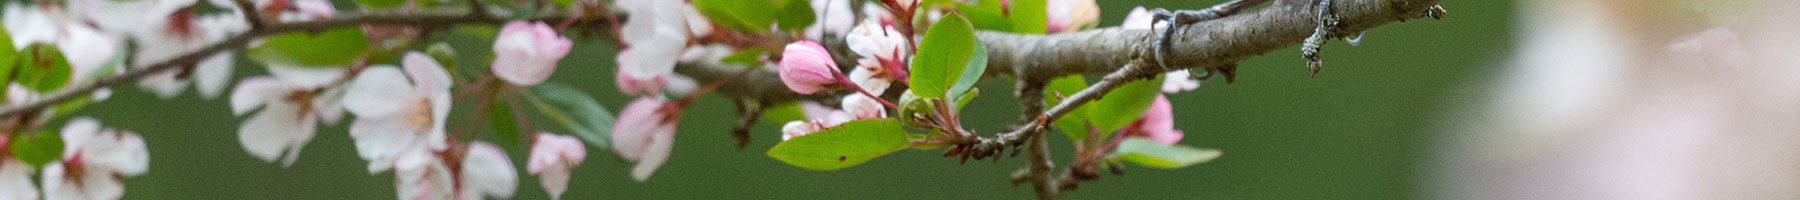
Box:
left=721, top=48, right=771, bottom=67
left=767, top=119, right=909, bottom=171
left=247, top=28, right=370, bottom=67
left=10, top=130, right=63, bottom=168
left=1111, top=138, right=1221, bottom=169
left=17, top=44, right=71, bottom=93
left=355, top=0, right=405, bottom=9
left=487, top=97, right=523, bottom=149
left=1044, top=75, right=1089, bottom=141
left=776, top=0, right=818, bottom=32
left=692, top=0, right=780, bottom=33
left=947, top=43, right=987, bottom=100
left=530, top=83, right=617, bottom=148
left=1009, top=0, right=1048, bottom=34
left=908, top=13, right=977, bottom=98
left=956, top=0, right=1013, bottom=31
left=1086, top=75, right=1163, bottom=135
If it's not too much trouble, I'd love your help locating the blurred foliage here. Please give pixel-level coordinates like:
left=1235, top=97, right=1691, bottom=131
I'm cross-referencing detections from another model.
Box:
left=77, top=0, right=1515, bottom=199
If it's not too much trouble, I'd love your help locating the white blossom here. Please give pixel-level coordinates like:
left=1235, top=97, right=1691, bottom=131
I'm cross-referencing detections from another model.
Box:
left=343, top=53, right=453, bottom=173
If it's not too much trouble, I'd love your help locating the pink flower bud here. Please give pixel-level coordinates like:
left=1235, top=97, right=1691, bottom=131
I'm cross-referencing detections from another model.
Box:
left=528, top=133, right=586, bottom=199
left=610, top=98, right=678, bottom=181
left=1126, top=95, right=1183, bottom=145
left=492, top=21, right=574, bottom=86
left=778, top=40, right=844, bottom=94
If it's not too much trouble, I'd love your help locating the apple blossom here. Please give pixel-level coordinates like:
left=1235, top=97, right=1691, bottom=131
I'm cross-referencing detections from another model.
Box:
left=1122, top=95, right=1182, bottom=145
left=782, top=120, right=825, bottom=141
left=528, top=134, right=586, bottom=199
left=136, top=13, right=250, bottom=99
left=229, top=67, right=347, bottom=166
left=396, top=142, right=517, bottom=200
left=611, top=98, right=679, bottom=181
left=4, top=4, right=125, bottom=92
left=344, top=52, right=453, bottom=173
left=42, top=118, right=149, bottom=200
left=491, top=21, right=573, bottom=86
left=1045, top=0, right=1100, bottom=33
left=615, top=0, right=712, bottom=96
left=845, top=19, right=909, bottom=63
left=779, top=41, right=845, bottom=94
left=0, top=157, right=35, bottom=200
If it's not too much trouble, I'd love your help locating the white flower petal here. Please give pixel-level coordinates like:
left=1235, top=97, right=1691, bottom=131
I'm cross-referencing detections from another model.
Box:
left=77, top=165, right=125, bottom=200
left=343, top=67, right=414, bottom=117
left=460, top=143, right=517, bottom=199
left=238, top=103, right=316, bottom=165
left=402, top=53, right=452, bottom=91
left=0, top=159, right=38, bottom=200
left=630, top=127, right=675, bottom=182
left=228, top=77, right=283, bottom=115
left=194, top=53, right=235, bottom=99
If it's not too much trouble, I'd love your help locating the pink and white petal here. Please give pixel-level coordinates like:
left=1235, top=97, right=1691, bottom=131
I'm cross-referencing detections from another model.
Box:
left=538, top=164, right=572, bottom=199
left=77, top=165, right=126, bottom=200
left=0, top=159, right=38, bottom=200
left=343, top=67, right=414, bottom=117
left=238, top=103, right=316, bottom=164
left=348, top=116, right=422, bottom=169
left=193, top=53, right=235, bottom=99
left=86, top=131, right=150, bottom=176
left=630, top=128, right=675, bottom=182
left=228, top=77, right=284, bottom=115
left=402, top=53, right=453, bottom=91
left=59, top=118, right=102, bottom=157
left=40, top=163, right=86, bottom=200
left=426, top=91, right=452, bottom=151
left=311, top=87, right=348, bottom=125
left=460, top=142, right=518, bottom=199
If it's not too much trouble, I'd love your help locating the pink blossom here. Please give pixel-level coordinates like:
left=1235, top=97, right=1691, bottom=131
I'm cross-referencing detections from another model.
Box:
left=611, top=98, right=679, bottom=181
left=782, top=120, right=826, bottom=141
left=779, top=41, right=844, bottom=94
left=846, top=19, right=908, bottom=63
left=528, top=134, right=586, bottom=199
left=492, top=21, right=573, bottom=86
left=1045, top=0, right=1100, bottom=33
left=1123, top=95, right=1182, bottom=145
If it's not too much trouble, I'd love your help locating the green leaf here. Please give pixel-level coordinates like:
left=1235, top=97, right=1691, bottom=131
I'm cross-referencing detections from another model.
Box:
left=767, top=119, right=909, bottom=171
left=530, top=83, right=617, bottom=148
left=1009, top=0, right=1048, bottom=34
left=1111, top=138, right=1221, bottom=169
left=692, top=0, right=780, bottom=33
left=247, top=28, right=369, bottom=67
left=761, top=102, right=808, bottom=125
left=10, top=130, right=63, bottom=168
left=355, top=0, right=404, bottom=9
left=776, top=0, right=817, bottom=32
left=721, top=48, right=770, bottom=67
left=956, top=0, right=1012, bottom=31
left=1044, top=75, right=1088, bottom=141
left=954, top=87, right=978, bottom=112
left=17, top=44, right=71, bottom=93
left=487, top=97, right=523, bottom=149
left=947, top=42, right=987, bottom=100
left=454, top=25, right=500, bottom=38
left=1086, top=75, right=1163, bottom=135
left=908, top=13, right=977, bottom=98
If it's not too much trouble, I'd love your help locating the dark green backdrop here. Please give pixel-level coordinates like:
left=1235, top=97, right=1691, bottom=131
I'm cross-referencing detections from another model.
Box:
left=80, top=0, right=1514, bottom=199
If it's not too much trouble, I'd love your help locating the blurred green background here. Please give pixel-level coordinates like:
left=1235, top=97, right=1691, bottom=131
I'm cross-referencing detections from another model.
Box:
left=77, top=0, right=1515, bottom=199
